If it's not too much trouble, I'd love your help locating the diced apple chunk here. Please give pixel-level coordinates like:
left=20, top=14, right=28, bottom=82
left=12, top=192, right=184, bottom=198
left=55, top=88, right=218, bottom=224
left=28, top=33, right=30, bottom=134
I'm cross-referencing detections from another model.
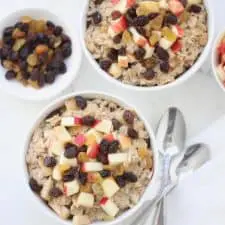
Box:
left=159, top=38, right=174, bottom=50
left=72, top=215, right=90, bottom=225
left=54, top=126, right=72, bottom=143
left=52, top=165, right=62, bottom=181
left=129, top=27, right=148, bottom=47
left=114, top=0, right=136, bottom=13
left=77, top=192, right=94, bottom=208
left=94, top=119, right=113, bottom=134
left=109, top=63, right=123, bottom=78
left=63, top=180, right=80, bottom=196
left=50, top=141, right=64, bottom=156
left=144, top=44, right=154, bottom=59
left=59, top=153, right=78, bottom=167
left=85, top=129, right=103, bottom=145
left=87, top=143, right=100, bottom=159
left=119, top=135, right=131, bottom=150
left=100, top=197, right=119, bottom=217
left=82, top=162, right=103, bottom=172
left=108, top=153, right=128, bottom=165
left=118, top=55, right=129, bottom=68
left=102, top=178, right=120, bottom=197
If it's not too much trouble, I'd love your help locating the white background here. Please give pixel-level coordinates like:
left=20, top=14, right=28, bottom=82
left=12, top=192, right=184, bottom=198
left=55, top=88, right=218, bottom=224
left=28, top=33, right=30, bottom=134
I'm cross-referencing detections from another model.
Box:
left=0, top=0, right=224, bottom=224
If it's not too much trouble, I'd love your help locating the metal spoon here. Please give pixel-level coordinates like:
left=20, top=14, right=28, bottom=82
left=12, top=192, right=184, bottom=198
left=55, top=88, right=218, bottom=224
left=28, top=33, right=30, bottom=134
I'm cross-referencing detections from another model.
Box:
left=150, top=143, right=211, bottom=225
left=130, top=107, right=186, bottom=225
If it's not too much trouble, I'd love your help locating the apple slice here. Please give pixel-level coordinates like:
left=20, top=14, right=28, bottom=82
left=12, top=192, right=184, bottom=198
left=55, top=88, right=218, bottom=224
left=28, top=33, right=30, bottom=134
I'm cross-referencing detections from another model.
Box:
left=61, top=116, right=82, bottom=127
left=129, top=27, right=148, bottom=47
left=159, top=0, right=169, bottom=9
left=104, top=133, right=115, bottom=142
left=59, top=153, right=78, bottom=167
left=111, top=0, right=120, bottom=5
left=100, top=197, right=119, bottom=217
left=144, top=44, right=155, bottom=59
left=171, top=25, right=184, bottom=38
left=168, top=0, right=184, bottom=16
left=50, top=141, right=64, bottom=156
left=73, top=134, right=86, bottom=147
left=118, top=55, right=129, bottom=68
left=52, top=165, right=62, bottom=181
left=137, top=1, right=160, bottom=16
left=72, top=215, right=90, bottom=225
left=114, top=0, right=136, bottom=13
left=109, top=63, right=123, bottom=78
left=101, top=178, right=120, bottom=197
left=82, top=162, right=103, bottom=172
left=77, top=192, right=94, bottom=208
left=87, top=142, right=100, bottom=159
left=85, top=129, right=103, bottom=145
left=119, top=134, right=131, bottom=150
left=54, top=126, right=72, bottom=143
left=171, top=39, right=182, bottom=53
left=63, top=180, right=80, bottom=196
left=108, top=153, right=128, bottom=165
left=110, top=16, right=127, bottom=34
left=94, top=119, right=113, bottom=134
left=159, top=38, right=174, bottom=50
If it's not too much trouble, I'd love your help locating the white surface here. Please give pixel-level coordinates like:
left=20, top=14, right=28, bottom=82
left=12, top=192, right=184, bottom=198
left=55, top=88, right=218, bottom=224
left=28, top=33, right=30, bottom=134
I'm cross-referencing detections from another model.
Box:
left=0, top=0, right=225, bottom=225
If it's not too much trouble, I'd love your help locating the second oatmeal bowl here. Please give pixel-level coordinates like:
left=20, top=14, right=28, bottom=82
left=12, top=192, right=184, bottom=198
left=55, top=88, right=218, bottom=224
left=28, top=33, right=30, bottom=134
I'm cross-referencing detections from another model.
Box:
left=81, top=0, right=214, bottom=91
left=23, top=91, right=159, bottom=225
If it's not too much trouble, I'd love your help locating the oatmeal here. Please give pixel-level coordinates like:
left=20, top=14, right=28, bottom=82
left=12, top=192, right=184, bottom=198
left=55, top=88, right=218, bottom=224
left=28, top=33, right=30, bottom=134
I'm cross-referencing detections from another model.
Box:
left=85, top=0, right=208, bottom=86
left=26, top=96, right=153, bottom=225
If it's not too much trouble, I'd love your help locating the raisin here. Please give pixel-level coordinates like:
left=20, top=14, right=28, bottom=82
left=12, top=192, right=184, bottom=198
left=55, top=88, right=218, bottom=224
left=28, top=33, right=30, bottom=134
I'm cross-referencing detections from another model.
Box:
left=113, top=33, right=122, bottom=44
left=145, top=138, right=151, bottom=148
left=61, top=42, right=72, bottom=58
left=108, top=140, right=120, bottom=153
left=92, top=12, right=102, bottom=25
left=59, top=62, right=67, bottom=74
left=18, top=61, right=27, bottom=71
left=132, top=16, right=149, bottom=27
left=45, top=71, right=55, bottom=84
left=100, top=170, right=111, bottom=178
left=127, top=128, right=138, bottom=139
left=75, top=96, right=87, bottom=109
left=63, top=167, right=78, bottom=182
left=118, top=47, right=126, bottom=56
left=97, top=153, right=109, bottom=164
left=3, top=27, right=13, bottom=38
left=79, top=145, right=88, bottom=152
left=99, top=59, right=112, bottom=71
left=19, top=45, right=30, bottom=60
left=38, top=73, right=45, bottom=87
left=100, top=139, right=110, bottom=154
left=94, top=0, right=104, bottom=4
left=160, top=61, right=170, bottom=73
left=115, top=176, right=126, bottom=188
left=189, top=4, right=202, bottom=13
left=0, top=46, right=10, bottom=59
left=142, top=68, right=155, bottom=80
left=61, top=34, right=71, bottom=44
left=112, top=118, right=122, bottom=130
left=5, top=70, right=16, bottom=80
left=123, top=110, right=135, bottom=124
left=43, top=156, right=57, bottom=167
left=164, top=14, right=178, bottom=25
left=30, top=69, right=40, bottom=81
left=9, top=51, right=19, bottom=61
left=29, top=178, right=42, bottom=193
left=78, top=172, right=88, bottom=185
left=148, top=13, right=159, bottom=20
left=136, top=27, right=146, bottom=37
left=155, top=46, right=169, bottom=61
left=46, top=21, right=55, bottom=30
left=64, top=143, right=78, bottom=158
left=111, top=11, right=122, bottom=20
left=54, top=26, right=63, bottom=36
left=127, top=7, right=137, bottom=18
left=49, top=187, right=63, bottom=198
left=15, top=22, right=29, bottom=33
left=82, top=115, right=96, bottom=126
left=135, top=48, right=146, bottom=60
left=107, top=48, right=118, bottom=61
left=21, top=71, right=30, bottom=80
left=124, top=172, right=138, bottom=183
left=3, top=36, right=14, bottom=46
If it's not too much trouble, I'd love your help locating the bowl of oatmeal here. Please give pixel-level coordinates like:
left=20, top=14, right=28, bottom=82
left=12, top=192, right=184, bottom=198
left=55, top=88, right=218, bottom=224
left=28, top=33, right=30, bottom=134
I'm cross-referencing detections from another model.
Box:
left=211, top=31, right=225, bottom=91
left=0, top=8, right=82, bottom=101
left=81, top=0, right=214, bottom=90
left=23, top=91, right=159, bottom=225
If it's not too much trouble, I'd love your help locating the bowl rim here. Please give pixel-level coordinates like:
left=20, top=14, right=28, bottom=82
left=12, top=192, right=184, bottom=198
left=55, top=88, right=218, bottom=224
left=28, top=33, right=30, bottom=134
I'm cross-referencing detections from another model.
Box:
left=211, top=30, right=225, bottom=92
left=0, top=8, right=82, bottom=101
left=80, top=0, right=214, bottom=91
left=22, top=90, right=160, bottom=225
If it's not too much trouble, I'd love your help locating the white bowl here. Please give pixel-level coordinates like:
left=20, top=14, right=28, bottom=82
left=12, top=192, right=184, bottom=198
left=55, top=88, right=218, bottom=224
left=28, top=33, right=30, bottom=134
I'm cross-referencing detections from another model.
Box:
left=22, top=91, right=160, bottom=225
left=211, top=30, right=225, bottom=92
left=80, top=0, right=214, bottom=91
left=0, top=8, right=82, bottom=101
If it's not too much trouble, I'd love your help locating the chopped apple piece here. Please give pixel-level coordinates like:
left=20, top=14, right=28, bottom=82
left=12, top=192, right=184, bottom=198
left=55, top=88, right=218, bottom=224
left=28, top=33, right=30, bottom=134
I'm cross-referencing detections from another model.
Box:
left=168, top=0, right=184, bottom=16
left=52, top=165, right=62, bottom=181
left=63, top=180, right=80, bottom=196
left=72, top=215, right=90, bottom=225
left=159, top=0, right=169, bottom=9
left=129, top=27, right=148, bottom=47
left=59, top=153, right=78, bottom=167
left=159, top=38, right=174, bottom=50
left=108, top=153, right=128, bottom=165
left=144, top=44, right=155, bottom=59
left=114, top=0, right=136, bottom=13
left=73, top=134, right=86, bottom=147
left=85, top=129, right=103, bottom=145
left=77, top=192, right=94, bottom=208
left=87, top=142, right=100, bottom=158
left=100, top=197, right=119, bottom=217
left=82, top=162, right=103, bottom=172
left=94, top=119, right=113, bottom=134
left=50, top=141, right=64, bottom=156
left=54, top=126, right=72, bottom=143
left=118, top=55, right=129, bottom=68
left=119, top=134, right=131, bottom=150
left=137, top=1, right=160, bottom=16
left=61, top=116, right=82, bottom=127
left=110, top=16, right=127, bottom=34
left=109, top=63, right=123, bottom=78
left=102, top=178, right=120, bottom=197
left=171, top=25, right=184, bottom=38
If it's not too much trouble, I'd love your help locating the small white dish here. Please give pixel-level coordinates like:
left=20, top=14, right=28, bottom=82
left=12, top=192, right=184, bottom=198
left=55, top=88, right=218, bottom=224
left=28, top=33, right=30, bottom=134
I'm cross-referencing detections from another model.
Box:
left=211, top=30, right=225, bottom=92
left=22, top=91, right=160, bottom=225
left=80, top=0, right=214, bottom=91
left=0, top=8, right=82, bottom=101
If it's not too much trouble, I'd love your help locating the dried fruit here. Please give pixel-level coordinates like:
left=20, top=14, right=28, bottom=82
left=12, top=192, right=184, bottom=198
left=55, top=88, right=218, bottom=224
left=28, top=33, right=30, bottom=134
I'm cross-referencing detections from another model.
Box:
left=149, top=33, right=160, bottom=46
left=162, top=27, right=177, bottom=42
left=35, top=44, right=49, bottom=55
left=21, top=16, right=32, bottom=23
left=189, top=4, right=202, bottom=13
left=160, top=61, right=170, bottom=73
left=12, top=28, right=26, bottom=39
left=150, top=14, right=164, bottom=30
left=123, top=110, right=135, bottom=124
left=134, top=47, right=146, bottom=60
left=44, top=156, right=57, bottom=167
left=164, top=14, right=178, bottom=25
left=27, top=54, right=38, bottom=66
left=155, top=46, right=169, bottom=61
left=78, top=152, right=89, bottom=163
left=136, top=2, right=160, bottom=16
left=12, top=38, right=26, bottom=51
left=132, top=16, right=150, bottom=27
left=5, top=70, right=16, bottom=80
left=75, top=96, right=87, bottom=109
left=122, top=30, right=133, bottom=44
left=142, top=68, right=155, bottom=80
left=100, top=59, right=112, bottom=71
left=92, top=12, right=102, bottom=25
